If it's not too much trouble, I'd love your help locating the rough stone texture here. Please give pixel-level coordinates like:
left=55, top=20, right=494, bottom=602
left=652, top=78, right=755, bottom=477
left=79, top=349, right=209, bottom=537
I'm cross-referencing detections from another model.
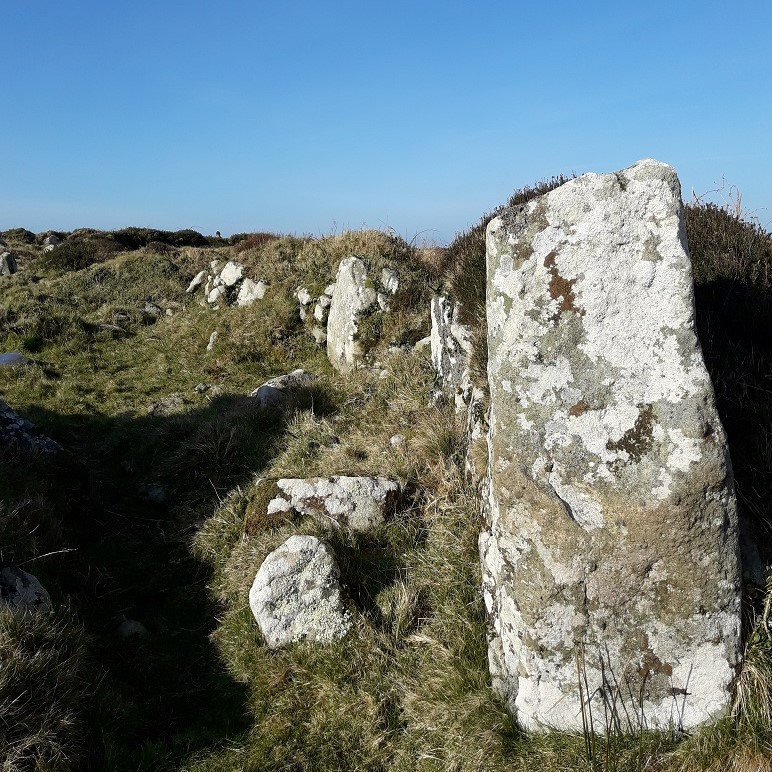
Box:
left=481, top=159, right=742, bottom=732
left=381, top=267, right=400, bottom=294
left=429, top=295, right=488, bottom=482
left=267, top=476, right=400, bottom=532
left=0, top=400, right=61, bottom=454
left=0, top=567, right=52, bottom=614
left=206, top=331, right=218, bottom=351
left=249, top=369, right=316, bottom=409
left=219, top=260, right=244, bottom=287
left=42, top=234, right=61, bottom=247
left=236, top=278, right=267, bottom=306
left=327, top=256, right=378, bottom=373
left=0, top=252, right=17, bottom=275
left=187, top=270, right=207, bottom=293
left=430, top=295, right=474, bottom=413
left=249, top=535, right=351, bottom=648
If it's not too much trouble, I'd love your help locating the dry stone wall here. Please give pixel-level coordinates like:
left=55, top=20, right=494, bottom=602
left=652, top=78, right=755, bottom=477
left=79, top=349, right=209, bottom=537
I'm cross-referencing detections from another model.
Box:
left=481, top=159, right=742, bottom=731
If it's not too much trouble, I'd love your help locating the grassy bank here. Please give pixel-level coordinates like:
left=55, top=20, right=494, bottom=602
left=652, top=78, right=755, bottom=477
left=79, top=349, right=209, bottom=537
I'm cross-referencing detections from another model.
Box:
left=1, top=189, right=771, bottom=771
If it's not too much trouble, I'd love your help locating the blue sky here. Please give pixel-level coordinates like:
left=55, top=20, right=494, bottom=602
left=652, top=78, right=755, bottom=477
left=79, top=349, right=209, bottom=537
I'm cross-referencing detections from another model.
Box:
left=3, top=1, right=770, bottom=243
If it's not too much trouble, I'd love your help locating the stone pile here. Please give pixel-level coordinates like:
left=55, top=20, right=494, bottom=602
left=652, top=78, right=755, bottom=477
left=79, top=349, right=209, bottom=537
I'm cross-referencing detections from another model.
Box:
left=187, top=259, right=267, bottom=308
left=296, top=284, right=336, bottom=346
left=0, top=399, right=61, bottom=454
left=480, top=159, right=742, bottom=732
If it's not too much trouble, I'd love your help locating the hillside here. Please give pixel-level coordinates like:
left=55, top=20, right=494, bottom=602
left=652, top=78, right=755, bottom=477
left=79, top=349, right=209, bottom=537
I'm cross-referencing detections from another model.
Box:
left=1, top=180, right=772, bottom=771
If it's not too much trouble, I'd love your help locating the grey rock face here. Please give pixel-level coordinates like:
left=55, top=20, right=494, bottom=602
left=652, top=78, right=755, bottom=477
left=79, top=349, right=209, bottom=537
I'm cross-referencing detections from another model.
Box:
left=481, top=159, right=742, bottom=732
left=249, top=535, right=351, bottom=648
left=0, top=567, right=52, bottom=614
left=42, top=234, right=61, bottom=247
left=249, top=369, right=316, bottom=409
left=206, top=331, right=218, bottom=351
left=0, top=400, right=61, bottom=454
left=267, top=476, right=400, bottom=532
left=327, top=257, right=378, bottom=373
left=0, top=252, right=17, bottom=275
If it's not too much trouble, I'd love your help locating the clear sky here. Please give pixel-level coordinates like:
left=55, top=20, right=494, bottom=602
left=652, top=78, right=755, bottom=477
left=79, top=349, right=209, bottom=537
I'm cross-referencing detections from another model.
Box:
left=3, top=1, right=770, bottom=244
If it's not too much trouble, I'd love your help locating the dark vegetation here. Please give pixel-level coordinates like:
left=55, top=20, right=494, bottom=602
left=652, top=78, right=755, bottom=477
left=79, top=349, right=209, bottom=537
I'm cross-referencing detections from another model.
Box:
left=1, top=185, right=771, bottom=770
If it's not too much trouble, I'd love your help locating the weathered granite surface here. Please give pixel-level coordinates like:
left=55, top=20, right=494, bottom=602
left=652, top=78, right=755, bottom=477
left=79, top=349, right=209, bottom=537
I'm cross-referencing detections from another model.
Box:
left=481, top=159, right=742, bottom=732
left=249, top=535, right=351, bottom=648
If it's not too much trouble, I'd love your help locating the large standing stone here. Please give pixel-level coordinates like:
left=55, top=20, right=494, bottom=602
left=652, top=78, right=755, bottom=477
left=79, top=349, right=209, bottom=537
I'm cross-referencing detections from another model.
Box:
left=266, top=476, right=400, bottom=532
left=249, top=535, right=351, bottom=648
left=481, top=159, right=741, bottom=732
left=326, top=256, right=378, bottom=373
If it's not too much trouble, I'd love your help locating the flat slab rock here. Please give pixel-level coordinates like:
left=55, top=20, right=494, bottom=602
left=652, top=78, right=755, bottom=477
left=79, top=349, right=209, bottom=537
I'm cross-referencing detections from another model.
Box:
left=481, top=159, right=741, bottom=732
left=0, top=567, right=52, bottom=614
left=249, top=369, right=317, bottom=409
left=249, top=535, right=351, bottom=648
left=267, top=476, right=400, bottom=532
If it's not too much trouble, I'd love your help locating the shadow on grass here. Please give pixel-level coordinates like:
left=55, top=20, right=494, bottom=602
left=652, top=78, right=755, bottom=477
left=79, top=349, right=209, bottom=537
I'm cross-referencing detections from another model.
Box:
left=7, top=386, right=337, bottom=771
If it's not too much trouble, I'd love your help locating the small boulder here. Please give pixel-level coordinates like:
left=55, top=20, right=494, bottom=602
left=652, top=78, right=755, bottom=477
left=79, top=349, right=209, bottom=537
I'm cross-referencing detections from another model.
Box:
left=267, top=476, right=400, bottom=532
left=249, top=369, right=317, bottom=409
left=116, top=618, right=151, bottom=640
left=219, top=261, right=245, bottom=287
left=187, top=270, right=207, bottom=293
left=0, top=352, right=33, bottom=368
left=381, top=267, right=399, bottom=294
left=0, top=252, right=17, bottom=275
left=0, top=567, right=52, bottom=614
left=296, top=287, right=313, bottom=306
left=42, top=234, right=61, bottom=247
left=206, top=331, right=219, bottom=351
left=236, top=278, right=267, bottom=306
left=311, top=327, right=327, bottom=346
left=249, top=535, right=351, bottom=648
left=207, top=285, right=226, bottom=305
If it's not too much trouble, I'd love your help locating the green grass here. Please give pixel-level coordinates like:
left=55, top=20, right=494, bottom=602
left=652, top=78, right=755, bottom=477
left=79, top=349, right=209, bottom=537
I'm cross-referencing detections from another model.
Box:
left=0, top=202, right=771, bottom=771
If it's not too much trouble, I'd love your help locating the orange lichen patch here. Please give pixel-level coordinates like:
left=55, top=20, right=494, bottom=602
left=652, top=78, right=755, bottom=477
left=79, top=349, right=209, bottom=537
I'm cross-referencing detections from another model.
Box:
left=544, top=251, right=584, bottom=318
left=568, top=399, right=589, bottom=417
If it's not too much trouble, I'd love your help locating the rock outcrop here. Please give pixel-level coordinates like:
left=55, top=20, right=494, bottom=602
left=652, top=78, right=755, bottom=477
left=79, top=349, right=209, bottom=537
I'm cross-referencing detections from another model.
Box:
left=249, top=535, right=351, bottom=648
left=480, top=159, right=742, bottom=732
left=266, top=476, right=400, bottom=532
left=326, top=257, right=378, bottom=373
